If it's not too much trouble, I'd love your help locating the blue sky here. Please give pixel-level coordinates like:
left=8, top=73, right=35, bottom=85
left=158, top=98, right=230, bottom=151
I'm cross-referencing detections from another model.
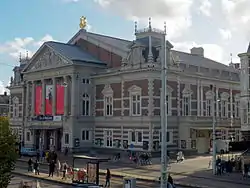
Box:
left=0, top=0, right=250, bottom=93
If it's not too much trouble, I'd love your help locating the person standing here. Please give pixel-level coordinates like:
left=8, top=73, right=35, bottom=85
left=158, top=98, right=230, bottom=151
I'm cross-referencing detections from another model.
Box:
left=104, top=169, right=111, bottom=187
left=48, top=160, right=55, bottom=177
left=34, top=160, right=40, bottom=175
left=62, top=161, right=68, bottom=180
left=28, top=158, right=33, bottom=172
left=56, top=159, right=61, bottom=177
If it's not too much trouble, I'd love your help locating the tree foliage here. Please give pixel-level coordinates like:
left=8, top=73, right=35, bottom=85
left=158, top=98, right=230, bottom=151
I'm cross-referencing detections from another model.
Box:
left=0, top=117, right=18, bottom=188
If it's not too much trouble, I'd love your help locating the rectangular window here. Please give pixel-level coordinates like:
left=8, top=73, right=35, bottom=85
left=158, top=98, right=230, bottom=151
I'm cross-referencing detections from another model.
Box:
left=206, top=99, right=212, bottom=116
left=234, top=101, right=239, bottom=117
left=82, top=99, right=90, bottom=116
left=221, top=101, right=227, bottom=117
left=104, top=130, right=113, bottom=147
left=131, top=94, right=141, bottom=116
left=26, top=132, right=30, bottom=142
left=129, top=130, right=143, bottom=144
left=166, top=95, right=171, bottom=115
left=64, top=133, right=69, bottom=144
left=105, top=96, right=113, bottom=116
left=183, top=97, right=190, bottom=116
left=82, top=79, right=90, bottom=84
left=81, top=130, right=90, bottom=141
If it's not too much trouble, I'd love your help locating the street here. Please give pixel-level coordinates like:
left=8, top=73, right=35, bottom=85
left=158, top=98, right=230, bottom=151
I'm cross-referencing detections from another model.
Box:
left=16, top=154, right=250, bottom=188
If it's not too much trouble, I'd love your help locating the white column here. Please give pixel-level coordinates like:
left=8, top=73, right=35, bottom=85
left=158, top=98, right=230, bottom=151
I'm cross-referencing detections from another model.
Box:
left=230, top=87, right=233, bottom=119
left=177, top=76, right=181, bottom=116
left=197, top=81, right=200, bottom=116
left=41, top=79, right=45, bottom=115
left=64, top=76, right=68, bottom=116
left=200, top=85, right=203, bottom=116
left=31, top=81, right=35, bottom=116
left=216, top=87, right=219, bottom=117
left=71, top=74, right=76, bottom=116
left=52, top=77, right=56, bottom=115
left=25, top=81, right=30, bottom=117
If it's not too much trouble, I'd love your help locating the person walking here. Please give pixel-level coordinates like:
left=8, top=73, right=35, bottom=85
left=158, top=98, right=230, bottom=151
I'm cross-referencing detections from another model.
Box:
left=56, top=159, right=61, bottom=177
left=62, top=161, right=68, bottom=180
left=104, top=168, right=111, bottom=187
left=28, top=158, right=33, bottom=172
left=34, top=160, right=40, bottom=175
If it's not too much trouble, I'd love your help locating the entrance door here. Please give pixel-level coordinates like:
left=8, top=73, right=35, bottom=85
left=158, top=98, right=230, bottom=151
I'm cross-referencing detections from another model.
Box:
left=35, top=130, right=40, bottom=150
left=57, top=129, right=62, bottom=151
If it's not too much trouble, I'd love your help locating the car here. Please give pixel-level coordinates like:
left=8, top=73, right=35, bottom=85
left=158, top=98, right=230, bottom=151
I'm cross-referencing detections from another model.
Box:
left=20, top=147, right=37, bottom=157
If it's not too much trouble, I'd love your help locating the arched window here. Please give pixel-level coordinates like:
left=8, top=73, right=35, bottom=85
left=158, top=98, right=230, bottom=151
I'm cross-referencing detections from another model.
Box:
left=82, top=94, right=90, bottom=116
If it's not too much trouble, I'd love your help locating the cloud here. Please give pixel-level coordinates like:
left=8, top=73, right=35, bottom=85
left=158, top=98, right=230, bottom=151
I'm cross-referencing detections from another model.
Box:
left=199, top=0, right=212, bottom=16
left=221, top=0, right=250, bottom=39
left=219, top=28, right=232, bottom=40
left=0, top=34, right=55, bottom=59
left=92, top=0, right=193, bottom=39
left=173, top=41, right=224, bottom=63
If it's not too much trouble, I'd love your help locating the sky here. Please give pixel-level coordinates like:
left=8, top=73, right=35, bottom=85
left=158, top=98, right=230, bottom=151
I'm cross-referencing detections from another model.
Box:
left=0, top=0, right=250, bottom=94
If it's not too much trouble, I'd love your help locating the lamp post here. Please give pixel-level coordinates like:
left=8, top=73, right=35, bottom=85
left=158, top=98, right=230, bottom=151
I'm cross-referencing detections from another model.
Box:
left=160, top=25, right=168, bottom=188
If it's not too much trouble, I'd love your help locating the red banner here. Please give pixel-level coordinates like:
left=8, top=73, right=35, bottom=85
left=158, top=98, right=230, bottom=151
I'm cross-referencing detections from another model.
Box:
left=45, top=85, right=53, bottom=115
left=56, top=85, right=64, bottom=115
left=35, top=86, right=42, bottom=115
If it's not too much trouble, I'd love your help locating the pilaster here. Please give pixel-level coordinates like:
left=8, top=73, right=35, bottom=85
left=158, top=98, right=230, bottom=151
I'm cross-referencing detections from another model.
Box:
left=197, top=80, right=200, bottom=116
left=25, top=81, right=30, bottom=117
left=31, top=81, right=35, bottom=117
left=216, top=87, right=219, bottom=117
left=71, top=74, right=77, bottom=116
left=41, top=79, right=45, bottom=115
left=200, top=84, right=203, bottom=116
left=177, top=76, right=181, bottom=116
left=230, top=87, right=233, bottom=119
left=52, top=77, right=56, bottom=115
left=64, top=76, right=68, bottom=116
left=121, top=80, right=124, bottom=116
left=148, top=78, right=154, bottom=116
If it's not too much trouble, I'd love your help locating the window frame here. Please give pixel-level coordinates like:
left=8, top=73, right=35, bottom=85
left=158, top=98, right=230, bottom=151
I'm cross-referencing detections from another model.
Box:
left=128, top=129, right=143, bottom=145
left=206, top=99, right=212, bottom=116
left=104, top=96, right=113, bottom=116
left=64, top=133, right=69, bottom=145
left=81, top=129, right=91, bottom=141
left=182, top=95, right=191, bottom=116
left=159, top=130, right=174, bottom=144
left=166, top=93, right=172, bottom=115
left=130, top=93, right=141, bottom=116
left=220, top=100, right=227, bottom=117
left=104, top=129, right=113, bottom=147
left=26, top=131, right=31, bottom=142
left=82, top=93, right=90, bottom=116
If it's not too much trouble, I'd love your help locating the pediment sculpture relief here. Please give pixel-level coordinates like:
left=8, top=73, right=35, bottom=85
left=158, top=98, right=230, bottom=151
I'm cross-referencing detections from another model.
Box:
left=30, top=47, right=70, bottom=71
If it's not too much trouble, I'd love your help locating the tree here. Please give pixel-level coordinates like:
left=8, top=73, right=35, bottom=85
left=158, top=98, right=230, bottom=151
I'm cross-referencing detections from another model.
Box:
left=0, top=117, right=18, bottom=188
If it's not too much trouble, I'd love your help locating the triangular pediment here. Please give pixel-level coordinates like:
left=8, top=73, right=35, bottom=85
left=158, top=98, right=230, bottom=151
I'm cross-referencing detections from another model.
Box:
left=22, top=44, right=72, bottom=73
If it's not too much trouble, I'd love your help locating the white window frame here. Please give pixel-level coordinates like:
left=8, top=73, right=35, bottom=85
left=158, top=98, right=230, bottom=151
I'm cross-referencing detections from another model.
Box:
left=159, top=129, right=173, bottom=144
left=82, top=93, right=90, bottom=116
left=182, top=96, right=191, bottom=116
left=64, top=133, right=70, bottom=145
left=128, top=129, right=143, bottom=145
left=220, top=100, right=227, bottom=117
left=104, top=129, right=113, bottom=147
left=166, top=93, right=172, bottom=115
left=104, top=96, right=113, bottom=116
left=26, top=131, right=31, bottom=142
left=206, top=99, right=212, bottom=116
left=130, top=93, right=141, bottom=116
left=12, top=97, right=19, bottom=118
left=81, top=129, right=91, bottom=141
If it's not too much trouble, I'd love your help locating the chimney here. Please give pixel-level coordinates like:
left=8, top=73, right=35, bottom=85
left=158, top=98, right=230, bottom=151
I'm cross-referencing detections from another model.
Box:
left=190, top=47, right=204, bottom=57
left=4, top=92, right=7, bottom=96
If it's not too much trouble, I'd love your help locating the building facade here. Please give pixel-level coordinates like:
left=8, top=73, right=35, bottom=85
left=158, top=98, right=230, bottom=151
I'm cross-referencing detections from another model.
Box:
left=8, top=20, right=241, bottom=154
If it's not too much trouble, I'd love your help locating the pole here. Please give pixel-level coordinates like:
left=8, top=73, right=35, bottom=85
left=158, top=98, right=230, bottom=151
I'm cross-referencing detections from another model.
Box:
left=211, top=84, right=216, bottom=175
left=160, top=31, right=167, bottom=188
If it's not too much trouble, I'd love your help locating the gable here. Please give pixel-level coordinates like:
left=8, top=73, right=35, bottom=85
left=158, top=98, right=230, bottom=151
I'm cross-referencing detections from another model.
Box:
left=23, top=45, right=72, bottom=73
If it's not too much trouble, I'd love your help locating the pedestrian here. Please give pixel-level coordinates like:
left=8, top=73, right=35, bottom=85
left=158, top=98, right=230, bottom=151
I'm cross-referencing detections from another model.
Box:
left=64, top=147, right=68, bottom=156
left=56, top=159, right=61, bottom=177
left=48, top=160, right=55, bottom=177
left=243, top=164, right=248, bottom=179
left=28, top=158, right=33, bottom=172
left=104, top=168, right=111, bottom=187
left=62, top=161, right=68, bottom=180
left=36, top=150, right=40, bottom=162
left=34, top=160, right=40, bottom=175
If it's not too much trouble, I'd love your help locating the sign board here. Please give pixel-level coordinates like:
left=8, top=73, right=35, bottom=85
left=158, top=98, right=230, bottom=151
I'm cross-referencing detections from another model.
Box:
left=31, top=115, right=62, bottom=122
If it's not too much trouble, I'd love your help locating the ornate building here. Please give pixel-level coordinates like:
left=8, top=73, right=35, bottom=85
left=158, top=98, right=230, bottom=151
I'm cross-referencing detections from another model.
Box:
left=8, top=19, right=241, bottom=154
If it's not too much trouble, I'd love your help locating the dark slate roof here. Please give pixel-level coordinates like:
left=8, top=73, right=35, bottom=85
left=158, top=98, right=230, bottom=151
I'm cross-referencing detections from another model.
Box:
left=45, top=41, right=105, bottom=65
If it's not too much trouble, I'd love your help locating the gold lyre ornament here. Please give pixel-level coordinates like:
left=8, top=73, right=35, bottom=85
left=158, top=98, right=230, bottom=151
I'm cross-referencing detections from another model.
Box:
left=79, top=16, right=87, bottom=29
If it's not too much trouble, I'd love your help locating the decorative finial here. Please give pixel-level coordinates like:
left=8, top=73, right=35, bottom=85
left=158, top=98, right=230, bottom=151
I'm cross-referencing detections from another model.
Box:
left=230, top=53, right=232, bottom=64
left=134, top=21, right=138, bottom=34
left=79, top=16, right=87, bottom=29
left=149, top=17, right=152, bottom=30
left=164, top=22, right=167, bottom=34
left=26, top=51, right=28, bottom=60
left=19, top=52, right=21, bottom=62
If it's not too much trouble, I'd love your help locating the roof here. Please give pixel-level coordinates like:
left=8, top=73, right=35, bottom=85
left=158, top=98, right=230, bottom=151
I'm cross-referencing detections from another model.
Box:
left=45, top=41, right=105, bottom=65
left=69, top=29, right=237, bottom=72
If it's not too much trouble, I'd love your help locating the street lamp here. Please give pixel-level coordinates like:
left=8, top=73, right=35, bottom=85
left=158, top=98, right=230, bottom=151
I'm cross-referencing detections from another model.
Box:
left=211, top=84, right=220, bottom=175
left=160, top=25, right=168, bottom=188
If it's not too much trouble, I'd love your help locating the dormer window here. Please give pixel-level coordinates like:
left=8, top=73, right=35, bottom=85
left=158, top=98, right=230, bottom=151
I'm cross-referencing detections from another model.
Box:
left=82, top=79, right=90, bottom=84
